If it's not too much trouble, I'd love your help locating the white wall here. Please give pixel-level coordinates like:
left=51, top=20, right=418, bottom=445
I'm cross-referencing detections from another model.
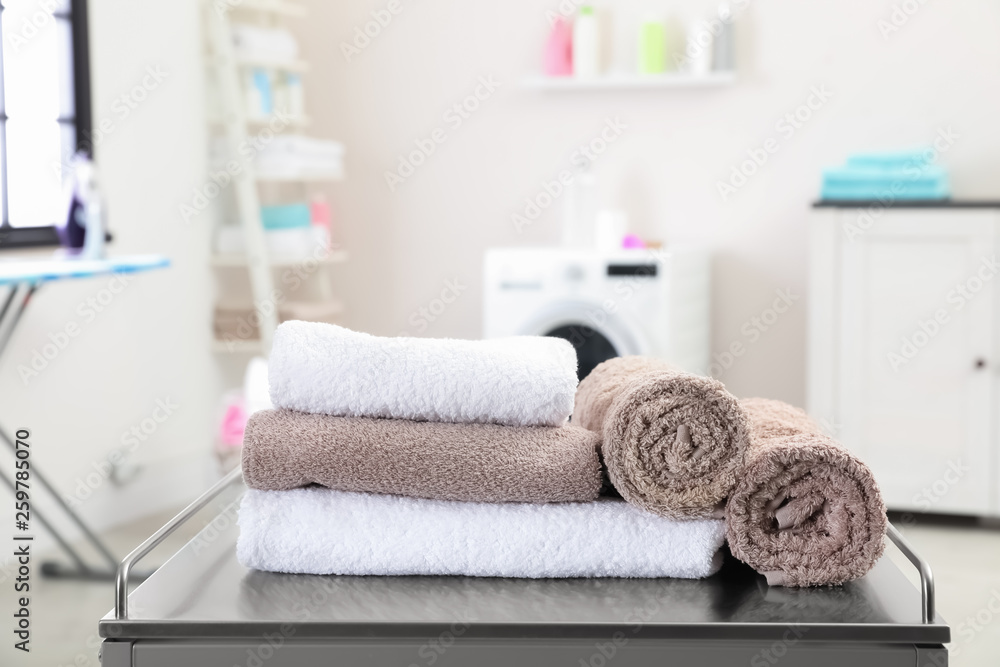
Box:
left=1, top=0, right=998, bottom=546
left=0, top=0, right=224, bottom=552
left=300, top=0, right=1000, bottom=404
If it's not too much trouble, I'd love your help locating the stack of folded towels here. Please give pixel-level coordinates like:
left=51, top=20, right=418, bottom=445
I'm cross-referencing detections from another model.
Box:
left=237, top=322, right=728, bottom=580
left=820, top=148, right=950, bottom=201
left=238, top=323, right=888, bottom=587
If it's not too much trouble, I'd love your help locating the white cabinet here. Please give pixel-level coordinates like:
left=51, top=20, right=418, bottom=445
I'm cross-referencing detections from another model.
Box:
left=808, top=206, right=1000, bottom=517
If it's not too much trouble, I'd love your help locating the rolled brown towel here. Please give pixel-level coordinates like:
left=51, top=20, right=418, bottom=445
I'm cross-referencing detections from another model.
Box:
left=726, top=398, right=887, bottom=587
left=573, top=356, right=750, bottom=519
left=242, top=409, right=603, bottom=503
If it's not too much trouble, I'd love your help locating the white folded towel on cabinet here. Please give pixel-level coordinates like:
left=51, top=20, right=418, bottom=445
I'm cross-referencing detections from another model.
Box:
left=237, top=488, right=727, bottom=579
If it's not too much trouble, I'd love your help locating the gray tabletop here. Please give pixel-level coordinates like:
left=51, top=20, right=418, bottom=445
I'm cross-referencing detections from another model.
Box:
left=99, top=493, right=950, bottom=645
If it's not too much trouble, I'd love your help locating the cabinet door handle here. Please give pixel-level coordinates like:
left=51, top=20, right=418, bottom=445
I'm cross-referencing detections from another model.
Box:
left=974, top=358, right=988, bottom=370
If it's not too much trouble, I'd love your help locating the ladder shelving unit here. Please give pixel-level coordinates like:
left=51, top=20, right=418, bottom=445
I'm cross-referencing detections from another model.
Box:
left=203, top=0, right=346, bottom=355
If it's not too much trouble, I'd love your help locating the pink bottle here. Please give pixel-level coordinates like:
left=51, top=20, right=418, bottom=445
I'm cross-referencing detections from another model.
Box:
left=544, top=17, right=573, bottom=77
left=310, top=194, right=333, bottom=251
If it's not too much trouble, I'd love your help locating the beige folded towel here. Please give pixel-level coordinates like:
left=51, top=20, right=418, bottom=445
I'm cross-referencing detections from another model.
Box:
left=242, top=409, right=603, bottom=503
left=573, top=357, right=750, bottom=519
left=726, top=398, right=887, bottom=587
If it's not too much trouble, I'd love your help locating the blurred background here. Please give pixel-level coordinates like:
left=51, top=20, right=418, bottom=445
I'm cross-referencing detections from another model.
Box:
left=0, top=0, right=998, bottom=665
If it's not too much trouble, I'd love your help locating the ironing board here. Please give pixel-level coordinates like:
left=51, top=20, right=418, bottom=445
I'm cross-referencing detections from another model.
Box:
left=0, top=254, right=169, bottom=579
left=99, top=469, right=950, bottom=667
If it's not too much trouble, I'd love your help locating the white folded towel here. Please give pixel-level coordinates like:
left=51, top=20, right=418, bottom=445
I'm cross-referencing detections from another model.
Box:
left=237, top=488, right=727, bottom=579
left=268, top=322, right=578, bottom=427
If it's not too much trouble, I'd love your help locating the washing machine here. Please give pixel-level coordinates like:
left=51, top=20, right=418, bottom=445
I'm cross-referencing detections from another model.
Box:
left=483, top=247, right=710, bottom=380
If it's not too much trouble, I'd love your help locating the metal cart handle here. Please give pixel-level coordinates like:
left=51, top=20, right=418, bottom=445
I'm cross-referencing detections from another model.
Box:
left=885, top=523, right=935, bottom=624
left=115, top=466, right=243, bottom=620
left=113, top=473, right=936, bottom=626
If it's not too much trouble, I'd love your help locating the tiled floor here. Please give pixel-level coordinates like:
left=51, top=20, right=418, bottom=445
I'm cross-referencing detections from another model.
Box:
left=1, top=513, right=998, bottom=666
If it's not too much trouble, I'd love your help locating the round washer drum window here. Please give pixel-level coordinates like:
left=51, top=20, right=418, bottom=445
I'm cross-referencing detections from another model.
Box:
left=544, top=324, right=619, bottom=382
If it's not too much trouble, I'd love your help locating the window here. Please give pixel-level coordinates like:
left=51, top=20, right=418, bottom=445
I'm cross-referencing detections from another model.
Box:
left=0, top=0, right=91, bottom=249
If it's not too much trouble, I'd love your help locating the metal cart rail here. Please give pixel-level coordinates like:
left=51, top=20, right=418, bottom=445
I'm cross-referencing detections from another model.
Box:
left=99, top=470, right=950, bottom=667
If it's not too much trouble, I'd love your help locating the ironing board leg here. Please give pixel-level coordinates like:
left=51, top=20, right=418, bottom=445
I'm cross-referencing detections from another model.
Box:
left=0, top=281, right=140, bottom=581
left=0, top=464, right=94, bottom=574
left=0, top=282, right=36, bottom=359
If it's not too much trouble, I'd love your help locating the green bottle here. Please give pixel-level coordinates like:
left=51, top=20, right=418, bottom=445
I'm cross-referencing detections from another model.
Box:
left=638, top=19, right=666, bottom=74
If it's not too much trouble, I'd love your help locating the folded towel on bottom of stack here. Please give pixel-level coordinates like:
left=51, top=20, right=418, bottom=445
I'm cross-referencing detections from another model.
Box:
left=237, top=488, right=726, bottom=579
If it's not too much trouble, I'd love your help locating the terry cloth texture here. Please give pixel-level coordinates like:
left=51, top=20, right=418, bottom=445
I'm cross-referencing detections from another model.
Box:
left=573, top=356, right=750, bottom=519
left=268, top=321, right=579, bottom=427
left=237, top=488, right=727, bottom=578
left=242, top=409, right=603, bottom=503
left=726, top=398, right=887, bottom=587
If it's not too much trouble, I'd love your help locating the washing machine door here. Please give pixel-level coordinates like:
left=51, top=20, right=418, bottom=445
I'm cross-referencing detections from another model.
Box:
left=520, top=302, right=647, bottom=381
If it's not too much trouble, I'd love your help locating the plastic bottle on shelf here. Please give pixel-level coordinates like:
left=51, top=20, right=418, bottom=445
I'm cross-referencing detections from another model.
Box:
left=713, top=3, right=735, bottom=72
left=685, top=20, right=714, bottom=76
left=285, top=74, right=305, bottom=118
left=544, top=16, right=574, bottom=77
left=244, top=68, right=273, bottom=117
left=310, top=194, right=333, bottom=252
left=573, top=6, right=600, bottom=79
left=562, top=169, right=597, bottom=248
left=272, top=74, right=289, bottom=115
left=638, top=18, right=666, bottom=74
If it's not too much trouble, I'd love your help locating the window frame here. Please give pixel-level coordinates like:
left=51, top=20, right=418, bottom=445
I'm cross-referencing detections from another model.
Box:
left=0, top=0, right=92, bottom=250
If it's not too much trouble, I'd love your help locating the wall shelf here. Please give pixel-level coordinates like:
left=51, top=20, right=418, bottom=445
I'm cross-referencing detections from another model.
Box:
left=255, top=167, right=344, bottom=182
left=208, top=113, right=311, bottom=129
left=211, top=339, right=264, bottom=354
left=521, top=70, right=736, bottom=91
left=236, top=57, right=310, bottom=73
left=211, top=250, right=349, bottom=268
left=247, top=113, right=310, bottom=128
left=229, top=0, right=306, bottom=17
